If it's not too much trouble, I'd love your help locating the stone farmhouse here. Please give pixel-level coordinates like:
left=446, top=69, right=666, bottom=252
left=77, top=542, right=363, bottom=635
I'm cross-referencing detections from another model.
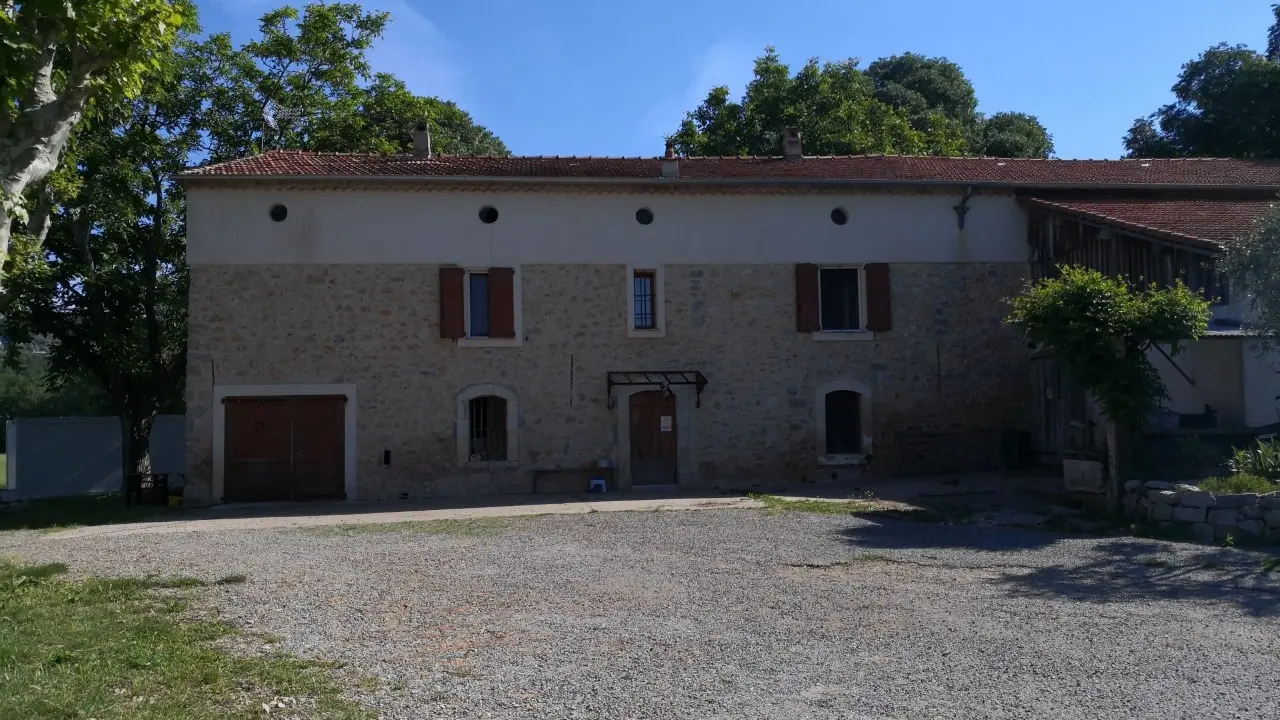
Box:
left=177, top=129, right=1280, bottom=504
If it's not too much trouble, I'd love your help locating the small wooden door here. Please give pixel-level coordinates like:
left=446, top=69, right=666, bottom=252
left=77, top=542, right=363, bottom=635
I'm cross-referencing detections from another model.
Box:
left=224, top=395, right=345, bottom=502
left=630, top=390, right=677, bottom=485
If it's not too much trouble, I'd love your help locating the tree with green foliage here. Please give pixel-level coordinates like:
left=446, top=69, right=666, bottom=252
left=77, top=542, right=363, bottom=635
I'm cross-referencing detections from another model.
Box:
left=197, top=2, right=505, bottom=161
left=1007, top=266, right=1211, bottom=424
left=1123, top=5, right=1280, bottom=158
left=1219, top=203, right=1280, bottom=347
left=0, top=0, right=194, bottom=283
left=671, top=47, right=1052, bottom=158
left=977, top=111, right=1055, bottom=159
left=1, top=1, right=506, bottom=476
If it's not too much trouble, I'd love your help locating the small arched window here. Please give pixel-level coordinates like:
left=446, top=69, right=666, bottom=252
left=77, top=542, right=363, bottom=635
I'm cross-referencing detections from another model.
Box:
left=468, top=395, right=508, bottom=461
left=824, top=390, right=862, bottom=454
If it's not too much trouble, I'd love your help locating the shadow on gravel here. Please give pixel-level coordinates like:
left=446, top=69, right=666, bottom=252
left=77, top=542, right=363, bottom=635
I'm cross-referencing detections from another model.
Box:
left=839, top=517, right=1062, bottom=552
left=993, top=539, right=1280, bottom=618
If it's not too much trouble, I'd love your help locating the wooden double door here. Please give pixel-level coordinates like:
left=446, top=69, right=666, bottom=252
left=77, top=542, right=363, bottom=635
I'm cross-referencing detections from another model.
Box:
left=224, top=395, right=345, bottom=502
left=630, top=390, right=678, bottom=485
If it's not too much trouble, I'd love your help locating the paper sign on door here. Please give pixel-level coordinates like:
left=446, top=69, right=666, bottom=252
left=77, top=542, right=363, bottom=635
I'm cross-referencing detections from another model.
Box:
left=660, top=416, right=673, bottom=432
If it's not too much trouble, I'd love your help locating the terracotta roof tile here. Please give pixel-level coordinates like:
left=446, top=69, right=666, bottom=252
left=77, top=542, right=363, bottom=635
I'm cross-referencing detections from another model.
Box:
left=1020, top=197, right=1277, bottom=245
left=182, top=150, right=1280, bottom=188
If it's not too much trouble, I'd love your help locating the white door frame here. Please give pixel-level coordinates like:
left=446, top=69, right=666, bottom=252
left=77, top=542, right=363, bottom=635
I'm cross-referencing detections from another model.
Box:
left=213, top=383, right=358, bottom=502
left=613, top=384, right=696, bottom=488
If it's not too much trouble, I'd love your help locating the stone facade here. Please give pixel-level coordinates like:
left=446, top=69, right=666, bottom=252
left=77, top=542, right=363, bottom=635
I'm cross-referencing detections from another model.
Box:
left=185, top=262, right=1031, bottom=503
left=1123, top=480, right=1280, bottom=543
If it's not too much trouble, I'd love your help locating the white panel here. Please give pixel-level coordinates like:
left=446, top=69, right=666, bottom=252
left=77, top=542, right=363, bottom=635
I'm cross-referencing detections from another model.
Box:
left=187, top=189, right=1027, bottom=265
left=1243, top=341, right=1280, bottom=427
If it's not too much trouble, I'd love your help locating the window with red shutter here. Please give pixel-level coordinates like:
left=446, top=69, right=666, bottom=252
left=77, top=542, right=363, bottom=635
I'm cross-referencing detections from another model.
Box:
left=488, top=267, right=516, bottom=339
left=439, top=267, right=465, bottom=340
left=864, top=263, right=892, bottom=332
left=795, top=264, right=820, bottom=332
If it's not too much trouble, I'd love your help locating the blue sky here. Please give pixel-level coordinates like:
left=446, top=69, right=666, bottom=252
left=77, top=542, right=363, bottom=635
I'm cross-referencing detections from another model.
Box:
left=199, top=0, right=1273, bottom=159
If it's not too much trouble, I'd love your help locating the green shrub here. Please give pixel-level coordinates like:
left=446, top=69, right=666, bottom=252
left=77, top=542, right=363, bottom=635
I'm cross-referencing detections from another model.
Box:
left=1196, top=474, right=1277, bottom=494
left=1227, top=439, right=1280, bottom=480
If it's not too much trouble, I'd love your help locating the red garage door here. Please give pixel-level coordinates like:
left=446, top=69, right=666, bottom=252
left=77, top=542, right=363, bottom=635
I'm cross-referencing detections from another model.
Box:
left=224, top=396, right=345, bottom=502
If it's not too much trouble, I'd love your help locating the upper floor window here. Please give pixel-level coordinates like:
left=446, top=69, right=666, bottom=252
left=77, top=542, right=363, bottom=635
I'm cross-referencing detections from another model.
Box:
left=819, top=267, right=864, bottom=331
left=626, top=266, right=665, bottom=337
left=468, top=271, right=491, bottom=337
left=439, top=267, right=520, bottom=346
left=633, top=270, right=657, bottom=330
left=795, top=263, right=891, bottom=337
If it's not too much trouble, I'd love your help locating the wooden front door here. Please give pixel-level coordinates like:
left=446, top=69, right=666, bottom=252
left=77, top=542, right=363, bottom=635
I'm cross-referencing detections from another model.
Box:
left=630, top=390, right=677, bottom=485
left=224, top=396, right=345, bottom=502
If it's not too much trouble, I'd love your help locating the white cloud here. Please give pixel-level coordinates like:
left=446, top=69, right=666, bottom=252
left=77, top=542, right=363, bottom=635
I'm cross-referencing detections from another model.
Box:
left=206, top=0, right=465, bottom=102
left=641, top=39, right=758, bottom=146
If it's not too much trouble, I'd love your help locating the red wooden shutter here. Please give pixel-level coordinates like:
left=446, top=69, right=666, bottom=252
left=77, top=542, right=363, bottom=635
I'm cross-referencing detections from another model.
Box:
left=865, top=263, right=892, bottom=332
left=439, top=267, right=465, bottom=339
left=488, top=267, right=516, bottom=339
left=795, top=263, right=820, bottom=332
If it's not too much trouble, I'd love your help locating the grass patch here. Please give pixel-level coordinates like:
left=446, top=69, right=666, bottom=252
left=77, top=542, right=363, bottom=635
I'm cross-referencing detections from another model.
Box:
left=0, top=453, right=7, bottom=489
left=750, top=494, right=971, bottom=524
left=305, top=516, right=526, bottom=537
left=749, top=494, right=879, bottom=516
left=1196, top=474, right=1277, bottom=494
left=1263, top=557, right=1280, bottom=573
left=0, top=560, right=369, bottom=719
left=0, top=493, right=176, bottom=532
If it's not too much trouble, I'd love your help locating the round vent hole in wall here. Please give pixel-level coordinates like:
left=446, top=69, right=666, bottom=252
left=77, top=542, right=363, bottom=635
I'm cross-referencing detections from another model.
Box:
left=478, top=206, right=499, bottom=224
left=269, top=204, right=288, bottom=222
left=830, top=207, right=848, bottom=226
left=636, top=208, right=654, bottom=225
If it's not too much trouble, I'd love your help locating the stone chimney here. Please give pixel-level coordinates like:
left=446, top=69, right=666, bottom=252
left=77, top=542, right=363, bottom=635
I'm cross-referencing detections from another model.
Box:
left=782, top=127, right=802, bottom=160
left=413, top=121, right=432, bottom=157
left=661, top=141, right=679, bottom=179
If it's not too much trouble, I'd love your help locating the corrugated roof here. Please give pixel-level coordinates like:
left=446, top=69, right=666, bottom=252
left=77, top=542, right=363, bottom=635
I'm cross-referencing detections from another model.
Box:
left=182, top=151, right=1280, bottom=188
left=1020, top=197, right=1276, bottom=245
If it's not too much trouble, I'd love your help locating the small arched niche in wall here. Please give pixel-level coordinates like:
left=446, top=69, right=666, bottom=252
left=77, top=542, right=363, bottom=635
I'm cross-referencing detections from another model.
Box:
left=455, top=383, right=519, bottom=467
left=815, top=379, right=873, bottom=465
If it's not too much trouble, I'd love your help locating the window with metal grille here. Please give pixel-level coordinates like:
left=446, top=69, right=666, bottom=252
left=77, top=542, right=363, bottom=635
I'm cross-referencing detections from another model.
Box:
left=468, top=272, right=490, bottom=337
left=819, top=267, right=863, bottom=331
left=825, top=390, right=862, bottom=454
left=468, top=396, right=507, bottom=461
left=633, top=270, right=656, bottom=330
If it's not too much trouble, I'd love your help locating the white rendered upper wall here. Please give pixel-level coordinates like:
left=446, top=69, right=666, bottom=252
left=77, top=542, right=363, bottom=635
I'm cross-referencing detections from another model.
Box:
left=186, top=188, right=1027, bottom=266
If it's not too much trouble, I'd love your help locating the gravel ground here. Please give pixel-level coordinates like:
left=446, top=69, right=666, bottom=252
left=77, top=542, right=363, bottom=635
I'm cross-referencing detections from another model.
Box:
left=6, top=508, right=1280, bottom=719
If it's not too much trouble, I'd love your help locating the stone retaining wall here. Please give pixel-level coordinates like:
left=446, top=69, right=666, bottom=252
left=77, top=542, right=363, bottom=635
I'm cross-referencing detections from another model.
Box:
left=1122, top=480, right=1280, bottom=543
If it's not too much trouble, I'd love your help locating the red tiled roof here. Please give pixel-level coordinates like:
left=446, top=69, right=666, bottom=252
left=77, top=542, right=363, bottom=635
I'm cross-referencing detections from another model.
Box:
left=182, top=150, right=1280, bottom=188
left=1020, top=197, right=1276, bottom=245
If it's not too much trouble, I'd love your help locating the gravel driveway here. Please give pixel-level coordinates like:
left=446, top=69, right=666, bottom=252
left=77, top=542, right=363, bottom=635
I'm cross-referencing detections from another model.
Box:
left=6, top=507, right=1280, bottom=719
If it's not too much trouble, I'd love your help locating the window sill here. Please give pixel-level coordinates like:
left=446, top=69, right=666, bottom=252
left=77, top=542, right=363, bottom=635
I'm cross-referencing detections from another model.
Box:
left=464, top=460, right=519, bottom=470
left=818, top=454, right=869, bottom=466
left=457, top=337, right=522, bottom=348
left=627, top=327, right=666, bottom=339
left=811, top=331, right=875, bottom=342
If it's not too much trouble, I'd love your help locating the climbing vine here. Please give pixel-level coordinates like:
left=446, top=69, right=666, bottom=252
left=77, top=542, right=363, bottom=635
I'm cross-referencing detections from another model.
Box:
left=1006, top=266, right=1211, bottom=424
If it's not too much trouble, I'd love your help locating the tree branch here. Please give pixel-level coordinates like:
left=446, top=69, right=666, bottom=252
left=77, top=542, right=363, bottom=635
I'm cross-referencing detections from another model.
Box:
left=24, top=181, right=56, bottom=246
